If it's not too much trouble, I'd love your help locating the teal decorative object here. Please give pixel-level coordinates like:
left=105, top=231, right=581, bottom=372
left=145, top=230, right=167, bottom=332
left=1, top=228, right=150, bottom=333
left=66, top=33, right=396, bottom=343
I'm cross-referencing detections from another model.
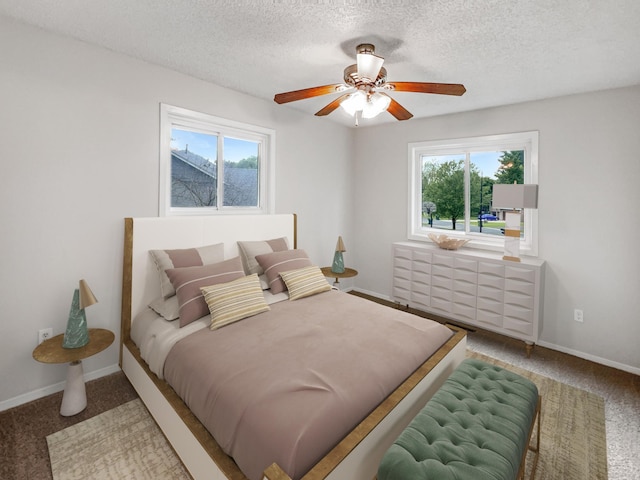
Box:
left=63, top=289, right=89, bottom=348
left=63, top=279, right=98, bottom=349
left=331, top=236, right=346, bottom=273
left=331, top=251, right=345, bottom=273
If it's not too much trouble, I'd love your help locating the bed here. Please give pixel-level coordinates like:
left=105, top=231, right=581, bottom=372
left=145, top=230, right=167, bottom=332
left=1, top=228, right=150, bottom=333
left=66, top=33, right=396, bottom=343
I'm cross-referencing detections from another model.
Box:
left=119, top=214, right=466, bottom=480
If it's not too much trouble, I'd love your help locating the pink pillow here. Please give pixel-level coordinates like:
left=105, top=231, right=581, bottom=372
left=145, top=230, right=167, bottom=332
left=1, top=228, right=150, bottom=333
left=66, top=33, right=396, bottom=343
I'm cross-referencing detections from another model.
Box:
left=165, top=256, right=245, bottom=327
left=255, top=249, right=312, bottom=294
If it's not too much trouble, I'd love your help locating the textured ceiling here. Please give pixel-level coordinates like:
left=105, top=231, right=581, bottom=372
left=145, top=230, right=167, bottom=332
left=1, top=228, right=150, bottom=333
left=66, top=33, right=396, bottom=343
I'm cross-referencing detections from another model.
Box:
left=1, top=0, right=639, bottom=127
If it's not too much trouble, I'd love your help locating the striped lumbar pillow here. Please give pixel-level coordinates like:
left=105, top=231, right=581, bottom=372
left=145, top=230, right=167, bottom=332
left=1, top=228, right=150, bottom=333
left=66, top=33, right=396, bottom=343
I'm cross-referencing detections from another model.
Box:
left=279, top=265, right=332, bottom=301
left=200, top=274, right=270, bottom=330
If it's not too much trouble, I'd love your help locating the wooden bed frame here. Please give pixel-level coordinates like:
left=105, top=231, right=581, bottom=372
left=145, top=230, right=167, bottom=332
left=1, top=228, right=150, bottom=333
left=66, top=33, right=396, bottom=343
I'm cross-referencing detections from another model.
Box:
left=119, top=214, right=467, bottom=480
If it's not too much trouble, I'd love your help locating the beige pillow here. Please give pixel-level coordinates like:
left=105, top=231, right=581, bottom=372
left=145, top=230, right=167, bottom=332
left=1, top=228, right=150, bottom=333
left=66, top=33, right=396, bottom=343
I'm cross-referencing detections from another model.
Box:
left=201, top=274, right=270, bottom=330
left=280, top=265, right=332, bottom=301
left=237, top=237, right=289, bottom=276
left=255, top=249, right=312, bottom=294
left=165, top=257, right=245, bottom=327
left=149, top=295, right=180, bottom=321
left=150, top=243, right=225, bottom=298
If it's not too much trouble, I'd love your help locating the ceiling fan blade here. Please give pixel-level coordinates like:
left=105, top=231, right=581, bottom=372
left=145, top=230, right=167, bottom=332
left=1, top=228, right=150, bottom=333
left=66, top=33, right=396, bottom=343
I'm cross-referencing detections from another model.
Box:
left=387, top=82, right=466, bottom=96
left=385, top=95, right=413, bottom=121
left=315, top=93, right=352, bottom=116
left=274, top=84, right=346, bottom=104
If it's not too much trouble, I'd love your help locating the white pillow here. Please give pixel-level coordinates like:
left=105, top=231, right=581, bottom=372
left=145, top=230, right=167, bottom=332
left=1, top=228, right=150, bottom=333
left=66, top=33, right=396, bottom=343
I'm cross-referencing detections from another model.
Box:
left=149, top=295, right=180, bottom=321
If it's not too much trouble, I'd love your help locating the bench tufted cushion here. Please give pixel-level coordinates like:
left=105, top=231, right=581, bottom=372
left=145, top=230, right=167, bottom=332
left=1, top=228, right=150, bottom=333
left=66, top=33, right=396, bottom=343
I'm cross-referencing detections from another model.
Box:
left=378, top=358, right=539, bottom=480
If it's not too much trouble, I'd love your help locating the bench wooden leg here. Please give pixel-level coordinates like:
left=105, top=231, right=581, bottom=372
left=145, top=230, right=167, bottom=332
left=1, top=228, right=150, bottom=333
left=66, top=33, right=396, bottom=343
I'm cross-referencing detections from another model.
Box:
left=527, top=395, right=541, bottom=479
left=517, top=395, right=541, bottom=480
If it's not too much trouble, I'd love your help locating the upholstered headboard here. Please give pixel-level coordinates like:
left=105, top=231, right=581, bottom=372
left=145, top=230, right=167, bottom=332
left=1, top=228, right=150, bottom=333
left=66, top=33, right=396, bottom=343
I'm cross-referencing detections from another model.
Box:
left=120, top=214, right=297, bottom=356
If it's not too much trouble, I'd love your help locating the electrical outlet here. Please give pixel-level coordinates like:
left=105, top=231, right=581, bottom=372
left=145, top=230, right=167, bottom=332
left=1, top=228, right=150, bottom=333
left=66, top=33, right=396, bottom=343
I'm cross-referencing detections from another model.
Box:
left=574, top=309, right=584, bottom=323
left=38, top=328, right=53, bottom=344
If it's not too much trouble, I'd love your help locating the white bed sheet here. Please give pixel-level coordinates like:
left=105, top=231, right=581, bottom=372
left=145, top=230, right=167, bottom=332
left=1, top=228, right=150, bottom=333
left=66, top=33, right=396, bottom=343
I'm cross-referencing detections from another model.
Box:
left=131, top=290, right=290, bottom=379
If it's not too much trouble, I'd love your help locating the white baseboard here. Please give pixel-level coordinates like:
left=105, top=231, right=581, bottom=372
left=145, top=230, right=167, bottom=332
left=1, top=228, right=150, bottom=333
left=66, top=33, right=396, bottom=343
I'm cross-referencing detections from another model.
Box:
left=353, top=289, right=640, bottom=376
left=536, top=340, right=640, bottom=376
left=0, top=363, right=121, bottom=412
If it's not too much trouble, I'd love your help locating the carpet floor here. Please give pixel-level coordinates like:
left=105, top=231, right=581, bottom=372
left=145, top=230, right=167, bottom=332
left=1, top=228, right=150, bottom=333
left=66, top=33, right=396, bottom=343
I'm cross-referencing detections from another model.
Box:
left=0, top=372, right=138, bottom=480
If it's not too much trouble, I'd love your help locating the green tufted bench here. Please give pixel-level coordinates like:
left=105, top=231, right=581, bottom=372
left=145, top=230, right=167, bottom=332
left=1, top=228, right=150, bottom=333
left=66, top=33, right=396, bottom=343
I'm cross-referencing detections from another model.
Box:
left=378, top=358, right=540, bottom=480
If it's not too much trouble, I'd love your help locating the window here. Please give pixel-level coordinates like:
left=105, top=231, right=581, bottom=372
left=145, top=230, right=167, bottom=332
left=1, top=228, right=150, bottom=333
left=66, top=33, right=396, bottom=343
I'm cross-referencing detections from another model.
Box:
left=160, top=104, right=275, bottom=215
left=409, top=131, right=538, bottom=255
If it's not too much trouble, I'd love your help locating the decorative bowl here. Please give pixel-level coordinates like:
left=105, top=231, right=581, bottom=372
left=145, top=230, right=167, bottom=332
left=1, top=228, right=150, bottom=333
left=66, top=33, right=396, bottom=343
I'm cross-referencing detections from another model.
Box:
left=428, top=233, right=470, bottom=251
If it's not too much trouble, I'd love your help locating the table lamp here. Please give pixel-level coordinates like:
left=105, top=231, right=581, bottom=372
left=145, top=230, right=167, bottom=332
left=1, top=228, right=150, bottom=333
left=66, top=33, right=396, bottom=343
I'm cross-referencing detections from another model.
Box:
left=331, top=236, right=346, bottom=273
left=63, top=279, right=98, bottom=349
left=492, top=184, right=538, bottom=262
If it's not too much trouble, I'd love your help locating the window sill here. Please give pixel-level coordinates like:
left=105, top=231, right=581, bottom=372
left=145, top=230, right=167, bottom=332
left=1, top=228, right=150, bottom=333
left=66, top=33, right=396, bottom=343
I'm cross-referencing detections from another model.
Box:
left=407, top=231, right=538, bottom=258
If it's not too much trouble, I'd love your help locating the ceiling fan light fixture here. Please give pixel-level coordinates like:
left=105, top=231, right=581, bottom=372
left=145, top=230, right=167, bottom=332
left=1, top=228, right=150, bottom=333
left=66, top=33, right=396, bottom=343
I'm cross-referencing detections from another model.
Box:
left=362, top=92, right=391, bottom=118
left=340, top=91, right=390, bottom=121
left=340, top=90, right=367, bottom=116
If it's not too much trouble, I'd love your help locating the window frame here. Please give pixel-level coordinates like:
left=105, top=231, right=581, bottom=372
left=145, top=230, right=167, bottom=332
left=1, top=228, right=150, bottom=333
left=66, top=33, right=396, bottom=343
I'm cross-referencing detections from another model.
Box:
left=408, top=131, right=539, bottom=256
left=159, top=104, right=275, bottom=216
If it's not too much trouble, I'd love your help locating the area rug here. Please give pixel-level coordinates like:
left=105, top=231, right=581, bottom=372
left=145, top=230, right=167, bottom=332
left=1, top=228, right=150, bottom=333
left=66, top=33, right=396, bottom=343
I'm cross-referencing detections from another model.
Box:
left=467, top=350, right=608, bottom=480
left=46, top=398, right=190, bottom=479
left=47, top=353, right=608, bottom=480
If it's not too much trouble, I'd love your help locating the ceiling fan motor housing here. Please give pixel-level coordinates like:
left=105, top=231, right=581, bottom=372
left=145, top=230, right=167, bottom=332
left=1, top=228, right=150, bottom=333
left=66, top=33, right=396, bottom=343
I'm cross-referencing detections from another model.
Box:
left=356, top=43, right=376, bottom=55
left=343, top=65, right=387, bottom=88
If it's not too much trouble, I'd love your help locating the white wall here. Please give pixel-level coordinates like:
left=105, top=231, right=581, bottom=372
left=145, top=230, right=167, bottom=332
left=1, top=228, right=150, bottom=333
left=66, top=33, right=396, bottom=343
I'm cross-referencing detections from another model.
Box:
left=352, top=85, right=640, bottom=373
left=0, top=16, right=353, bottom=408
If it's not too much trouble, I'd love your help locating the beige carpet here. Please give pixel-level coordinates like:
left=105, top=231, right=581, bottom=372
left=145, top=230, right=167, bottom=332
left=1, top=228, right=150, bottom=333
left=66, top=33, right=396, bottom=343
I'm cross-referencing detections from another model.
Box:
left=46, top=398, right=190, bottom=480
left=46, top=352, right=607, bottom=480
left=467, top=350, right=608, bottom=480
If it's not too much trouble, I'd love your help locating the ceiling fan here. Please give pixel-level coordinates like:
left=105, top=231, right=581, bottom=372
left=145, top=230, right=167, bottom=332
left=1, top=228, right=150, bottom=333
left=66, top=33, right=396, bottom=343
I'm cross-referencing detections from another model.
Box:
left=274, top=43, right=466, bottom=125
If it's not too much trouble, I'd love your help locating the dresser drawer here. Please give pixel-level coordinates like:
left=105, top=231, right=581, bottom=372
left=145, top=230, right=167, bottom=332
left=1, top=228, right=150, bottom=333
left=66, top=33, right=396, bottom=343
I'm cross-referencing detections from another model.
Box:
left=477, top=296, right=503, bottom=315
left=478, top=272, right=505, bottom=290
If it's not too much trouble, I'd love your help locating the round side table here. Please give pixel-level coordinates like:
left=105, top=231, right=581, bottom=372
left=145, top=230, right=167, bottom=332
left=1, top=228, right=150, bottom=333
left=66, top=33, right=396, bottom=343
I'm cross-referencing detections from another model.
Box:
left=33, top=328, right=115, bottom=416
left=320, top=266, right=358, bottom=287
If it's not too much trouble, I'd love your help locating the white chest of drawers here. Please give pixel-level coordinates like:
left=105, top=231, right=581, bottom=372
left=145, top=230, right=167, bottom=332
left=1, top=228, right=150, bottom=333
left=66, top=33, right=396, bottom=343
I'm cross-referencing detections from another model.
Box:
left=392, top=242, right=545, bottom=351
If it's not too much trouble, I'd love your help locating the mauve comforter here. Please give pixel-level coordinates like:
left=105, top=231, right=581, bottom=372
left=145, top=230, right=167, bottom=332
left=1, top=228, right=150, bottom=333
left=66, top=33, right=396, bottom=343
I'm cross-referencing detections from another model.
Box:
left=163, top=289, right=452, bottom=480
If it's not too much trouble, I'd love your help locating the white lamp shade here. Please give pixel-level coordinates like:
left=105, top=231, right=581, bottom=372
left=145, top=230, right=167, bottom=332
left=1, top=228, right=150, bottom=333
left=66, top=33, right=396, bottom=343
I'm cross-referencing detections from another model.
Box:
left=356, top=52, right=384, bottom=82
left=340, top=91, right=367, bottom=116
left=362, top=92, right=391, bottom=118
left=492, top=184, right=538, bottom=209
left=341, top=91, right=390, bottom=119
